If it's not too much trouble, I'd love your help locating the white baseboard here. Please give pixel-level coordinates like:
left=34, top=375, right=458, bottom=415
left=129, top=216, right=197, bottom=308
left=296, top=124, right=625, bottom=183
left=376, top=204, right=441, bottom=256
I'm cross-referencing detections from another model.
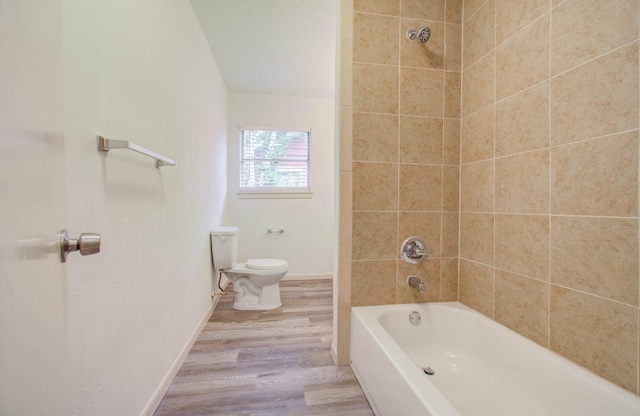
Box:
left=283, top=272, right=333, bottom=281
left=140, top=298, right=217, bottom=416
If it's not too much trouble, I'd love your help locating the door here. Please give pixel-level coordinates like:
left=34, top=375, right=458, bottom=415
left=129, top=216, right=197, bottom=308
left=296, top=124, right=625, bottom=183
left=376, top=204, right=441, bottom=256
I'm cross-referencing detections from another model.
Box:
left=0, top=0, right=70, bottom=414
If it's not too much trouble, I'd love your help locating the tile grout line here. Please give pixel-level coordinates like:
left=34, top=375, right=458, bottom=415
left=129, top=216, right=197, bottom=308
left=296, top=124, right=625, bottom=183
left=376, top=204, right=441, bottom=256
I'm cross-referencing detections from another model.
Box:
left=395, top=0, right=402, bottom=305
left=547, top=0, right=553, bottom=350
left=492, top=0, right=497, bottom=320
left=440, top=0, right=448, bottom=301
left=457, top=0, right=466, bottom=304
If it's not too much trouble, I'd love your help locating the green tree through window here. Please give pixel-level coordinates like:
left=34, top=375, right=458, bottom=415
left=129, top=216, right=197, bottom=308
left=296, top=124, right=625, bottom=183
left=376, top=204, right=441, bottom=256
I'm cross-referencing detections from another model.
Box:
left=240, top=129, right=310, bottom=191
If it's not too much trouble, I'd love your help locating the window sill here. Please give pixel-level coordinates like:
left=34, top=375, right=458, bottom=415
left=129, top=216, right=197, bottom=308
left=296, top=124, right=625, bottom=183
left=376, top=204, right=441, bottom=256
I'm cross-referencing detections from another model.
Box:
left=238, top=191, right=312, bottom=199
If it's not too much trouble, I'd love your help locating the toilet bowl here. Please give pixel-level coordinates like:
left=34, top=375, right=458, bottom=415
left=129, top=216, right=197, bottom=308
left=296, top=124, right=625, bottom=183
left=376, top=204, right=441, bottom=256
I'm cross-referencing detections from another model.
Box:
left=210, top=227, right=288, bottom=311
left=223, top=259, right=288, bottom=310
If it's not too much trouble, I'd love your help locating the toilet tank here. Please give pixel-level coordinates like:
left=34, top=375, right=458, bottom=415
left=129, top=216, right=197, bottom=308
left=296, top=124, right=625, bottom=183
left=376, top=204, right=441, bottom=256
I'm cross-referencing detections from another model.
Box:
left=210, top=226, right=239, bottom=270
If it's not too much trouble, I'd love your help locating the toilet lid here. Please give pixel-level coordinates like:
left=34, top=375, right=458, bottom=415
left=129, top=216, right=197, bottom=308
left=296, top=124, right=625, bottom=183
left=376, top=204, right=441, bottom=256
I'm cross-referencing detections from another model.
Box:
left=246, top=258, right=288, bottom=270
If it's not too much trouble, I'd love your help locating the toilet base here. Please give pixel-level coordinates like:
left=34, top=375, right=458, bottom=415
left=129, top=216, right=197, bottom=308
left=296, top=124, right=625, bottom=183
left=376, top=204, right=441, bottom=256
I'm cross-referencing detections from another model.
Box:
left=231, top=281, right=282, bottom=311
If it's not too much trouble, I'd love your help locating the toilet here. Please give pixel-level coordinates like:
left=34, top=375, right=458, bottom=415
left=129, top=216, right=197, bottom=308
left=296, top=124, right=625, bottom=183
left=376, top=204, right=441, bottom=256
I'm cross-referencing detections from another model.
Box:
left=210, top=226, right=288, bottom=310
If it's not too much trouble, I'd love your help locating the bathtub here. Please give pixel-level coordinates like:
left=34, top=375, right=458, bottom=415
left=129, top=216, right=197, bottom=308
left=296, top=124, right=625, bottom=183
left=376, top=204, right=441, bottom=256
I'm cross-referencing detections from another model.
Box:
left=350, top=302, right=640, bottom=416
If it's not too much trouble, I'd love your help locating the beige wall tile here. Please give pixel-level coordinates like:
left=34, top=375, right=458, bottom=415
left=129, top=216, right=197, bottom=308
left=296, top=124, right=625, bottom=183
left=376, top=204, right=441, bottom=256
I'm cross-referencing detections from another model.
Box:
left=401, top=20, right=445, bottom=69
left=445, top=24, right=462, bottom=70
left=550, top=286, right=638, bottom=393
left=339, top=37, right=353, bottom=107
left=399, top=211, right=442, bottom=257
left=337, top=237, right=352, bottom=303
left=339, top=105, right=353, bottom=171
left=339, top=171, right=353, bottom=238
left=495, top=269, right=549, bottom=347
left=400, top=67, right=444, bottom=117
left=339, top=0, right=353, bottom=107
left=496, top=149, right=549, bottom=214
left=402, top=0, right=445, bottom=21
left=399, top=164, right=443, bottom=211
left=461, top=52, right=494, bottom=116
left=353, top=63, right=399, bottom=114
left=495, top=214, right=549, bottom=281
left=396, top=259, right=440, bottom=303
left=351, top=260, right=397, bottom=306
left=551, top=0, right=639, bottom=75
left=444, top=72, right=461, bottom=118
left=335, top=301, right=352, bottom=365
left=496, top=17, right=549, bottom=100
left=463, top=0, right=495, bottom=69
left=338, top=0, right=354, bottom=38
left=550, top=132, right=638, bottom=217
left=440, top=258, right=459, bottom=301
left=441, top=212, right=459, bottom=258
left=353, top=113, right=398, bottom=162
left=442, top=166, right=459, bottom=212
left=550, top=42, right=639, bottom=145
left=464, top=0, right=488, bottom=22
left=443, top=118, right=460, bottom=165
left=354, top=0, right=399, bottom=15
left=352, top=212, right=398, bottom=260
left=353, top=162, right=398, bottom=211
left=446, top=0, right=463, bottom=24
left=460, top=213, right=494, bottom=265
left=551, top=216, right=638, bottom=306
left=459, top=259, right=495, bottom=317
left=354, top=13, right=399, bottom=65
left=399, top=116, right=443, bottom=164
left=461, top=105, right=493, bottom=164
left=495, top=81, right=549, bottom=157
left=495, top=0, right=548, bottom=45
left=461, top=160, right=494, bottom=213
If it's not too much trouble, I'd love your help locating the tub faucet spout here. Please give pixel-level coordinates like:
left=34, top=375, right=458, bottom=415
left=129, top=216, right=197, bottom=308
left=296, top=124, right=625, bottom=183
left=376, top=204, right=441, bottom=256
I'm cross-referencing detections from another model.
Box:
left=407, top=275, right=425, bottom=293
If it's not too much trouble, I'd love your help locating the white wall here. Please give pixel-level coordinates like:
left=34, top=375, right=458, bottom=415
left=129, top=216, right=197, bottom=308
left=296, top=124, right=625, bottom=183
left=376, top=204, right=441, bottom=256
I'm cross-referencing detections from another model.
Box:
left=227, top=92, right=335, bottom=276
left=62, top=1, right=228, bottom=414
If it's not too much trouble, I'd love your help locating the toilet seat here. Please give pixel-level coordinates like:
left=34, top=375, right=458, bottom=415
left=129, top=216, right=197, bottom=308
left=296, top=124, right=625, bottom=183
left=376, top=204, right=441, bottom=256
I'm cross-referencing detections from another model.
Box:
left=246, top=258, right=288, bottom=270
left=227, top=260, right=288, bottom=276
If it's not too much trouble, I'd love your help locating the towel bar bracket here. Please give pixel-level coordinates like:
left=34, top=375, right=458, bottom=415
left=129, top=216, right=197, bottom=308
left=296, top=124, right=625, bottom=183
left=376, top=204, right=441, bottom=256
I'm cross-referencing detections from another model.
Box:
left=97, top=136, right=176, bottom=168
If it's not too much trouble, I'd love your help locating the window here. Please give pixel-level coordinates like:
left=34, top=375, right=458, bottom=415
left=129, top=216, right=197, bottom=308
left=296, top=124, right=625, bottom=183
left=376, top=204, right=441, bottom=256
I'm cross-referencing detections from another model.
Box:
left=239, top=128, right=311, bottom=196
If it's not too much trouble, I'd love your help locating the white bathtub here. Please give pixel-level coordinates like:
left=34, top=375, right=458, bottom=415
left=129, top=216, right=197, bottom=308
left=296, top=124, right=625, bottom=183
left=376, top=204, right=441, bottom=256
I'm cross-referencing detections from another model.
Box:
left=350, top=302, right=640, bottom=416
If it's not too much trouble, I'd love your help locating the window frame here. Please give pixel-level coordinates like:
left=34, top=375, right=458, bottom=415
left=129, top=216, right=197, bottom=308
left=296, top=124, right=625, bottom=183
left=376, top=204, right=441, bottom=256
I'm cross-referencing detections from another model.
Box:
left=238, top=126, right=312, bottom=199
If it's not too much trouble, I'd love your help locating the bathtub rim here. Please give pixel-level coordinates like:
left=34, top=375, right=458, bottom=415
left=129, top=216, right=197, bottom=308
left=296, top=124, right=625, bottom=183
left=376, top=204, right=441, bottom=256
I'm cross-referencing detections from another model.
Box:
left=350, top=301, right=640, bottom=415
left=351, top=302, right=462, bottom=416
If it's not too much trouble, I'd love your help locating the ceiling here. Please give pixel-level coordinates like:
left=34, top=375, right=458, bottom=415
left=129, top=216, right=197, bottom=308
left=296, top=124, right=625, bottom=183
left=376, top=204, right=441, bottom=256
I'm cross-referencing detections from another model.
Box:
left=191, top=0, right=337, bottom=98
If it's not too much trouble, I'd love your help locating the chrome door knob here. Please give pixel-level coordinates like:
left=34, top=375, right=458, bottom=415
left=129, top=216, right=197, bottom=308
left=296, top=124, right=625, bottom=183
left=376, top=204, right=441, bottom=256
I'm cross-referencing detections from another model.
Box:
left=60, top=229, right=101, bottom=263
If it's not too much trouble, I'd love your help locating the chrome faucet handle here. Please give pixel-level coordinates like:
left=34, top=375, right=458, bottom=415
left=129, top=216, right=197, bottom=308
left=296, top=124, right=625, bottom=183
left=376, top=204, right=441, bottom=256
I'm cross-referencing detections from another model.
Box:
left=414, top=247, right=433, bottom=257
left=400, top=236, right=431, bottom=264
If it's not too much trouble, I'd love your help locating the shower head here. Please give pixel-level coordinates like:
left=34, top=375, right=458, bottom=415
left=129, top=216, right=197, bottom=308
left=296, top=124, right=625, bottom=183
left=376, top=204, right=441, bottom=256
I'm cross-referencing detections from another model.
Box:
left=406, top=26, right=431, bottom=43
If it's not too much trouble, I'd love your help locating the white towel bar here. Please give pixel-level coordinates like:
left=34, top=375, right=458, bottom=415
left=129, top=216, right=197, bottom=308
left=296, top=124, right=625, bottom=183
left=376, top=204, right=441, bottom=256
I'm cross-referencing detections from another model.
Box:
left=97, top=136, right=176, bottom=168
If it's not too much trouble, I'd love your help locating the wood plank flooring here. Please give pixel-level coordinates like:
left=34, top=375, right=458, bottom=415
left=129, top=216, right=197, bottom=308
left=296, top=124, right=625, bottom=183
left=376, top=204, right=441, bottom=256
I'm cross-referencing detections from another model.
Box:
left=154, top=280, right=374, bottom=416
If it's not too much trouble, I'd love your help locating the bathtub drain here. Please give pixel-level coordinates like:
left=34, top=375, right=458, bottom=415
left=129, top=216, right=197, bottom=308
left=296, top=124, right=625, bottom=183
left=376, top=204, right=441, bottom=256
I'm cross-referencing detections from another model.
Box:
left=423, top=367, right=435, bottom=375
left=409, top=311, right=421, bottom=325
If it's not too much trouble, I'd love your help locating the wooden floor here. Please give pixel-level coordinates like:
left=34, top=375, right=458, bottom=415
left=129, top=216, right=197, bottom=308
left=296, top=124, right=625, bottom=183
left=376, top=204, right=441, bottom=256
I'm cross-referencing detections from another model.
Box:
left=154, top=280, right=374, bottom=416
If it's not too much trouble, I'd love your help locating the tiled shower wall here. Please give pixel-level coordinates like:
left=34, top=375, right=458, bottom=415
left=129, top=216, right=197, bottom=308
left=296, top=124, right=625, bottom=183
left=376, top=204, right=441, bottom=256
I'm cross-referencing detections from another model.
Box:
left=337, top=0, right=640, bottom=395
left=335, top=0, right=462, bottom=364
left=458, top=0, right=640, bottom=393
left=349, top=1, right=462, bottom=304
